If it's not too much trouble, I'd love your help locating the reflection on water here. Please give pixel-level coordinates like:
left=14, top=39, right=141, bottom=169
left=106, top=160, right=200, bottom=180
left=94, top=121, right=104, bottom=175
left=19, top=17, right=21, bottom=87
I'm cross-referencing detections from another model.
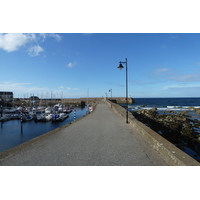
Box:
left=0, top=107, right=87, bottom=152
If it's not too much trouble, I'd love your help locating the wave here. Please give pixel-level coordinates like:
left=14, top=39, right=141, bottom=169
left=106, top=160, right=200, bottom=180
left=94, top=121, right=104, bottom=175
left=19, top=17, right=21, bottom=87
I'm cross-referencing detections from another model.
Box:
left=167, top=106, right=200, bottom=109
left=128, top=106, right=200, bottom=121
left=129, top=105, right=200, bottom=112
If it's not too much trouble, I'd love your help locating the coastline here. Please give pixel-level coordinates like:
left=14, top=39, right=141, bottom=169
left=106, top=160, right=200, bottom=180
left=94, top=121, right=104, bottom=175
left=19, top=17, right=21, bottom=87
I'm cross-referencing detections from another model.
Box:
left=127, top=97, right=200, bottom=162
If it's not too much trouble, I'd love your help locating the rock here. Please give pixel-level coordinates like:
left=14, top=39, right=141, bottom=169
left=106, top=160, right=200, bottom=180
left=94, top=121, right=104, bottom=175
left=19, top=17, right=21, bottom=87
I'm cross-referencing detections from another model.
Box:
left=192, top=132, right=200, bottom=138
left=167, top=110, right=175, bottom=114
left=181, top=111, right=188, bottom=115
left=132, top=108, right=200, bottom=156
left=176, top=143, right=185, bottom=150
left=195, top=144, right=200, bottom=155
left=181, top=122, right=193, bottom=136
left=195, top=109, right=200, bottom=115
left=182, top=122, right=191, bottom=128
left=187, top=107, right=195, bottom=110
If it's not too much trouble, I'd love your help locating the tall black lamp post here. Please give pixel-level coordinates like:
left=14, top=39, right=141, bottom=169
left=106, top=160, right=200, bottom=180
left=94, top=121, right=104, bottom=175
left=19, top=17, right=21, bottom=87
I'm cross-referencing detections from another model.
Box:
left=109, top=89, right=112, bottom=108
left=109, top=89, right=112, bottom=100
left=118, top=58, right=128, bottom=124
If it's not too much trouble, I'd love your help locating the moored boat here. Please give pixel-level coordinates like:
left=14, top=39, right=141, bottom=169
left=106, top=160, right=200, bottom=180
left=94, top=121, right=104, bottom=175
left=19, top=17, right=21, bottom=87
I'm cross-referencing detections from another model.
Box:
left=0, top=115, right=11, bottom=122
left=45, top=113, right=52, bottom=121
left=21, top=114, right=34, bottom=122
left=63, top=107, right=72, bottom=113
left=11, top=113, right=20, bottom=119
left=52, top=113, right=68, bottom=122
left=88, top=106, right=93, bottom=112
left=45, top=107, right=52, bottom=114
left=35, top=113, right=46, bottom=122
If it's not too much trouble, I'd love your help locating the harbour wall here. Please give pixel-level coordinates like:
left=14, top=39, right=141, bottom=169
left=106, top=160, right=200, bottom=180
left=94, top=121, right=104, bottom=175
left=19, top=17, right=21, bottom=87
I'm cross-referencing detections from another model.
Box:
left=105, top=99, right=200, bottom=166
left=107, top=97, right=134, bottom=104
left=12, top=97, right=103, bottom=107
left=12, top=97, right=134, bottom=107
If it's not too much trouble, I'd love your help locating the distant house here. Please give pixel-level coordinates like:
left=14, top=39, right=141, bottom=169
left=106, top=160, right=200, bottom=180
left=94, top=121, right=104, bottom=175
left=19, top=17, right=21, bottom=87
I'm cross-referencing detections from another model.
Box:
left=0, top=91, right=13, bottom=106
left=0, top=91, right=13, bottom=102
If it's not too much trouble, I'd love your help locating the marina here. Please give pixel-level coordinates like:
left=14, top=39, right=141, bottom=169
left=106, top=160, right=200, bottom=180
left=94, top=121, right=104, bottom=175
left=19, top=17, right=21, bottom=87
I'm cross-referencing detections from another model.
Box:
left=0, top=105, right=89, bottom=153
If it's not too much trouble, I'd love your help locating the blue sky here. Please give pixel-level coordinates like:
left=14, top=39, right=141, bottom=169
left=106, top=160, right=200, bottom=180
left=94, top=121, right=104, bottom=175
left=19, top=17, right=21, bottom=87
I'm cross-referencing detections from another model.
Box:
left=1, top=33, right=200, bottom=98
left=1, top=1, right=200, bottom=197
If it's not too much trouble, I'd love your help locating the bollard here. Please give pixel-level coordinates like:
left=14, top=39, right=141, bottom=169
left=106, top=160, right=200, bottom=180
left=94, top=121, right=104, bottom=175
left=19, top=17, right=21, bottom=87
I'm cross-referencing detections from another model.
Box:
left=20, top=111, right=23, bottom=134
left=74, top=109, right=76, bottom=121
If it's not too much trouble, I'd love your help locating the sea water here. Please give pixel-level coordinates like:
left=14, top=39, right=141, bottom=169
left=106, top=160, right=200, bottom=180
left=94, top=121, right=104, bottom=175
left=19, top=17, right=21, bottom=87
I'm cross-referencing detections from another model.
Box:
left=127, top=97, right=200, bottom=120
left=129, top=97, right=200, bottom=109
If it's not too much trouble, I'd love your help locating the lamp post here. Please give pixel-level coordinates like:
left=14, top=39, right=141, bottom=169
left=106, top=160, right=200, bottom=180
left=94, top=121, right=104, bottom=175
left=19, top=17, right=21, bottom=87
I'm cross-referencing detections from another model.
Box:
left=109, top=89, right=112, bottom=108
left=109, top=89, right=112, bottom=100
left=117, top=58, right=128, bottom=124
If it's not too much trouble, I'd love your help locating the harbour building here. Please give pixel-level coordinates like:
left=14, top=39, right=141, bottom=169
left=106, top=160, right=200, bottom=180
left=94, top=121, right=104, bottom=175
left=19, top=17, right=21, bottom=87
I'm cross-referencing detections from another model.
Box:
left=0, top=91, right=13, bottom=106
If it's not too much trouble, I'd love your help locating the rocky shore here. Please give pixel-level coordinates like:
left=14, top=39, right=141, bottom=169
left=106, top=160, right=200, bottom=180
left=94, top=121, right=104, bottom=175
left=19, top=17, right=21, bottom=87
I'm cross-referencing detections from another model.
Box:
left=131, top=107, right=200, bottom=161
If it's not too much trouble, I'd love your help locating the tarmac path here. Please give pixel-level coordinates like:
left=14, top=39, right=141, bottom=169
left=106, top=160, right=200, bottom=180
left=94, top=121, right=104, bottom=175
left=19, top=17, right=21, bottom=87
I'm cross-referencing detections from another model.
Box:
left=0, top=101, right=167, bottom=166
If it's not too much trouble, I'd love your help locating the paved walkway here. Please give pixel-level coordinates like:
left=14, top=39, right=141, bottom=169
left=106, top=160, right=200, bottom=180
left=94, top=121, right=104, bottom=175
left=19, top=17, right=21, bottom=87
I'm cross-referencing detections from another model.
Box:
left=0, top=101, right=167, bottom=166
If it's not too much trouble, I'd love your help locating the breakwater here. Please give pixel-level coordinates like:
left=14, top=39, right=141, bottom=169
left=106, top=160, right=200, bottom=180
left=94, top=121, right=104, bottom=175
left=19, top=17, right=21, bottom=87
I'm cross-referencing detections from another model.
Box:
left=105, top=99, right=200, bottom=166
left=9, top=97, right=133, bottom=107
left=0, top=101, right=166, bottom=166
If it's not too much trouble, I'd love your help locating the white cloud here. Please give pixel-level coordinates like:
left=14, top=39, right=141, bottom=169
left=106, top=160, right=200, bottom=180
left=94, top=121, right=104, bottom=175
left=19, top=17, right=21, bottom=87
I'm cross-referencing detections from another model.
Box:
left=0, top=81, right=31, bottom=90
left=168, top=73, right=200, bottom=82
left=0, top=81, right=47, bottom=96
left=67, top=62, right=77, bottom=68
left=0, top=33, right=35, bottom=52
left=162, top=84, right=200, bottom=97
left=49, top=33, right=62, bottom=42
left=130, top=79, right=165, bottom=85
left=154, top=68, right=170, bottom=75
left=39, top=33, right=47, bottom=42
left=0, top=33, right=62, bottom=56
left=68, top=63, right=73, bottom=68
left=28, top=45, right=44, bottom=57
left=163, top=84, right=186, bottom=90
left=163, top=84, right=200, bottom=91
left=39, top=33, right=62, bottom=42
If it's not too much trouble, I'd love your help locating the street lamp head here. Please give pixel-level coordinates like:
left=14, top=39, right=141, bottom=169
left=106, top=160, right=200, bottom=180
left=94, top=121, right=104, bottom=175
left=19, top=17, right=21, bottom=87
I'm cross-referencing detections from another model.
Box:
left=117, top=58, right=128, bottom=124
left=118, top=62, right=124, bottom=70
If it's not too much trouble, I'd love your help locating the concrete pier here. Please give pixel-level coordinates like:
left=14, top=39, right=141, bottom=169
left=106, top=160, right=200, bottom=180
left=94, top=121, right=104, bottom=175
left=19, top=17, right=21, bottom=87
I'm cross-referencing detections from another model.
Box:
left=0, top=101, right=167, bottom=166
